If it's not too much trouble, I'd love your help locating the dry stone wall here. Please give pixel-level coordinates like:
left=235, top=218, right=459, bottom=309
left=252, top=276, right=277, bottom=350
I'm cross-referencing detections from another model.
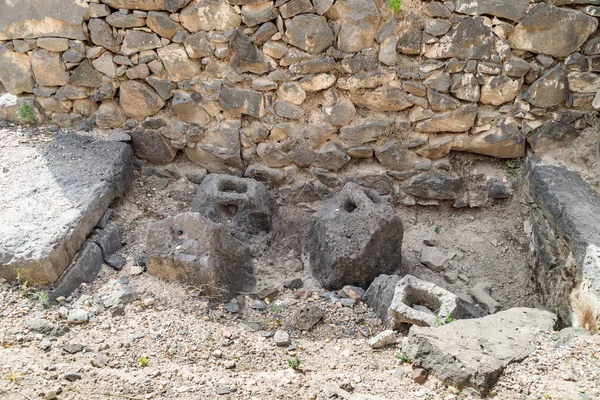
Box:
left=1, top=0, right=600, bottom=203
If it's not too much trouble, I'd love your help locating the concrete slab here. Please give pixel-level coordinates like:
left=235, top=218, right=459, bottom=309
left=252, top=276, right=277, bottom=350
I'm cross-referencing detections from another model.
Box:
left=0, top=131, right=133, bottom=285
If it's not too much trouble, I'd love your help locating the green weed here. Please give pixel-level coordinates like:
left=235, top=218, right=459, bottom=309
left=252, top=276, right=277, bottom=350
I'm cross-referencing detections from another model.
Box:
left=139, top=355, right=148, bottom=367
left=388, top=0, right=402, bottom=12
left=395, top=352, right=412, bottom=364
left=287, top=355, right=300, bottom=370
left=17, top=104, right=37, bottom=126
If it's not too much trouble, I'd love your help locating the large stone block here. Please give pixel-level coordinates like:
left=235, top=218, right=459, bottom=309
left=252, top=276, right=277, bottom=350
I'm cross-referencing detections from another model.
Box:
left=308, top=182, right=404, bottom=289
left=0, top=134, right=133, bottom=285
left=525, top=158, right=600, bottom=329
left=0, top=45, right=34, bottom=94
left=509, top=4, right=597, bottom=58
left=327, top=0, right=379, bottom=53
left=190, top=174, right=275, bottom=236
left=425, top=17, right=493, bottom=60
left=0, top=0, right=88, bottom=40
left=404, top=308, right=557, bottom=394
left=146, top=212, right=255, bottom=300
left=183, top=120, right=244, bottom=175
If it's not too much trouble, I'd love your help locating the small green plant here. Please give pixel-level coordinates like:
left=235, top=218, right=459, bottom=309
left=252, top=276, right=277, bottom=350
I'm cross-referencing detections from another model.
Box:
left=434, top=309, right=455, bottom=327
left=30, top=291, right=50, bottom=308
left=395, top=352, right=412, bottom=364
left=504, top=159, right=519, bottom=177
left=434, top=227, right=441, bottom=234
left=17, top=104, right=37, bottom=126
left=387, top=0, right=402, bottom=12
left=287, top=355, right=301, bottom=370
left=139, top=355, right=148, bottom=367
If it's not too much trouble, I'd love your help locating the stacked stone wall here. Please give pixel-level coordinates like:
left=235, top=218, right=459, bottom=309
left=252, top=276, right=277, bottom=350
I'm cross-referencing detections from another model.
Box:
left=1, top=0, right=599, bottom=204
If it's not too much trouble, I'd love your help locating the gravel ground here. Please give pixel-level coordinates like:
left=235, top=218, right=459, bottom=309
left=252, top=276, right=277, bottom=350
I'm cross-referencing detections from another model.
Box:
left=1, top=272, right=598, bottom=400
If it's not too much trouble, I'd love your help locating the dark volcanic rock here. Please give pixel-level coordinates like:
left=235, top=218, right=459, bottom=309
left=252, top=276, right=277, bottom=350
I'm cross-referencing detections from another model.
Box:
left=308, top=182, right=404, bottom=289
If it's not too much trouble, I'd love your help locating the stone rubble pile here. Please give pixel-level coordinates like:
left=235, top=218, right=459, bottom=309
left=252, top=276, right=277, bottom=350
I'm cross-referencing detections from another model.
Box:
left=0, top=0, right=598, bottom=204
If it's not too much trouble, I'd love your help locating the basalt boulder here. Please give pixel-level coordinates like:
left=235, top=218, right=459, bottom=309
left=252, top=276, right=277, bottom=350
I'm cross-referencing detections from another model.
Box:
left=307, top=182, right=404, bottom=289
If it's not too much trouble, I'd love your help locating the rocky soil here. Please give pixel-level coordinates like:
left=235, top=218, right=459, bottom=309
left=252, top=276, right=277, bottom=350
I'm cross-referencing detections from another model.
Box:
left=1, top=128, right=599, bottom=400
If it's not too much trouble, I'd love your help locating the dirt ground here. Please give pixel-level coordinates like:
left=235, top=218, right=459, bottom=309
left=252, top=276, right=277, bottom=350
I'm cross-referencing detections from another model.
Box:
left=1, top=127, right=599, bottom=400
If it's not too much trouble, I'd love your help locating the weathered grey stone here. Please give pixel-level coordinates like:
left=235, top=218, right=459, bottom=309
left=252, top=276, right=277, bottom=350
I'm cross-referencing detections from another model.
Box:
left=415, top=104, right=478, bottom=133
left=146, top=11, right=183, bottom=39
left=183, top=31, right=211, bottom=58
left=129, top=127, right=176, bottom=164
left=503, top=58, right=531, bottom=77
left=427, top=89, right=460, bottom=111
left=69, top=60, right=103, bottom=88
left=274, top=100, right=304, bottom=119
left=312, top=141, right=349, bottom=171
left=0, top=134, right=133, bottom=285
left=36, top=37, right=69, bottom=52
left=88, top=19, right=119, bottom=53
left=96, top=101, right=127, bottom=129
left=323, top=93, right=356, bottom=127
left=469, top=282, right=501, bottom=314
left=453, top=129, right=525, bottom=159
left=0, top=0, right=87, bottom=40
left=190, top=174, right=275, bottom=236
left=404, top=308, right=556, bottom=394
left=523, top=66, right=569, bottom=108
left=146, top=77, right=173, bottom=100
left=180, top=0, right=241, bottom=32
left=527, top=122, right=579, bottom=154
left=29, top=50, right=68, bottom=87
left=92, top=51, right=117, bottom=78
left=279, top=0, right=313, bottom=19
left=171, top=91, right=210, bottom=125
left=375, top=140, right=418, bottom=171
left=105, top=12, right=146, bottom=28
left=327, top=0, right=379, bottom=53
left=147, top=212, right=255, bottom=300
left=424, top=19, right=451, bottom=37
left=49, top=241, right=103, bottom=301
left=568, top=71, right=600, bottom=93
left=402, top=172, right=464, bottom=200
left=525, top=158, right=600, bottom=329
left=101, top=0, right=166, bottom=10
left=121, top=30, right=162, bottom=56
left=363, top=274, right=401, bottom=324
left=480, top=75, right=522, bottom=105
left=157, top=44, right=200, bottom=81
left=308, top=182, right=403, bottom=289
left=283, top=14, right=333, bottom=54
left=350, top=86, right=413, bottom=112
left=339, top=120, right=393, bottom=148
left=184, top=120, right=244, bottom=175
left=450, top=73, right=480, bottom=102
left=455, top=0, right=529, bottom=22
left=120, top=81, right=165, bottom=120
left=54, top=85, right=87, bottom=101
left=231, top=28, right=272, bottom=74
left=0, top=46, right=34, bottom=94
left=396, top=13, right=422, bottom=55
left=425, top=17, right=493, bottom=60
left=295, top=305, right=324, bottom=331
left=509, top=4, right=597, bottom=58
left=219, top=87, right=264, bottom=118
left=368, top=330, right=396, bottom=349
left=242, top=2, right=277, bottom=27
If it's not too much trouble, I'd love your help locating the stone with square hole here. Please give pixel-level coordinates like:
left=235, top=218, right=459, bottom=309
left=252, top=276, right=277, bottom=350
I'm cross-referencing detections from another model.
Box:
left=190, top=174, right=276, bottom=236
left=307, top=182, right=404, bottom=289
left=146, top=212, right=255, bottom=300
left=389, top=274, right=485, bottom=328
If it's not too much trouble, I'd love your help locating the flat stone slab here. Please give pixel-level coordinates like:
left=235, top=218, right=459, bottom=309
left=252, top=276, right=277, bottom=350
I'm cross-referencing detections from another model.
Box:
left=404, top=307, right=557, bottom=394
left=0, top=131, right=133, bottom=285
